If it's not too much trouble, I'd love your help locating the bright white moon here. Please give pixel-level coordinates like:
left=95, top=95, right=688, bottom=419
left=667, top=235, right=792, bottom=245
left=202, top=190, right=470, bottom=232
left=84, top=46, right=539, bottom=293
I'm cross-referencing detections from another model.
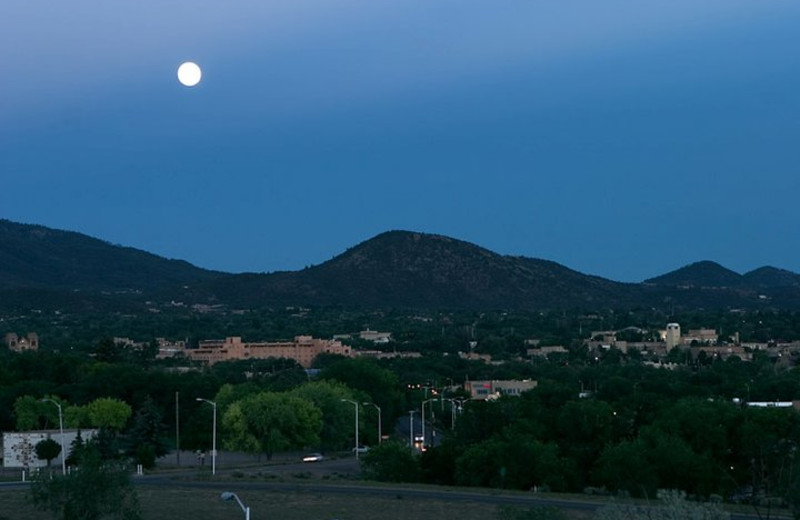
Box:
left=177, top=62, right=202, bottom=87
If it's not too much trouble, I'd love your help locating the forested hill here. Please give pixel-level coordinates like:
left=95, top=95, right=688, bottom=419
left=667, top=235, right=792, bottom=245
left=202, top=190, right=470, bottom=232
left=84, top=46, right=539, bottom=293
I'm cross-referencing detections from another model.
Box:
left=2, top=219, right=800, bottom=311
left=0, top=219, right=221, bottom=292
left=645, top=261, right=800, bottom=289
left=201, top=231, right=645, bottom=309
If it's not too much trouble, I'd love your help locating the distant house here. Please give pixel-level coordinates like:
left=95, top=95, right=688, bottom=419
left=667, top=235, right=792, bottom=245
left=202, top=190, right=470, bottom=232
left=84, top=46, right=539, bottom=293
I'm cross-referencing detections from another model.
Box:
left=527, top=345, right=567, bottom=358
left=359, top=330, right=392, bottom=344
left=464, top=380, right=538, bottom=400
left=684, top=328, right=719, bottom=345
left=746, top=401, right=800, bottom=410
left=356, top=349, right=421, bottom=360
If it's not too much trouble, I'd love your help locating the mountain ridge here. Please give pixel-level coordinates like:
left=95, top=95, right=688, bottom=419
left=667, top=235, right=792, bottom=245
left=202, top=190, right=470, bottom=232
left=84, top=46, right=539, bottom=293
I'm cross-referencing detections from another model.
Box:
left=1, top=219, right=799, bottom=311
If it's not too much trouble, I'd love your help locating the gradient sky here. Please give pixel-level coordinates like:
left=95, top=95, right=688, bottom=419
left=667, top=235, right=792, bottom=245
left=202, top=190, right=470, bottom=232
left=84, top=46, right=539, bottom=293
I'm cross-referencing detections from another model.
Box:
left=2, top=1, right=799, bottom=282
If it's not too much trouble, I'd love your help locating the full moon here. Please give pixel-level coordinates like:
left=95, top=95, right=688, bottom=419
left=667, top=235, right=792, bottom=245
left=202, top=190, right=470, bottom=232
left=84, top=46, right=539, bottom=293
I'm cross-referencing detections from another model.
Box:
left=177, top=62, right=202, bottom=87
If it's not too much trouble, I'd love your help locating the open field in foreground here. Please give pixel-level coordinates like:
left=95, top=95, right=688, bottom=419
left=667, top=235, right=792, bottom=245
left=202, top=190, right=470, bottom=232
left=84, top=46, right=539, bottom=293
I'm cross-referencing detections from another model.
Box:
left=0, top=485, right=594, bottom=520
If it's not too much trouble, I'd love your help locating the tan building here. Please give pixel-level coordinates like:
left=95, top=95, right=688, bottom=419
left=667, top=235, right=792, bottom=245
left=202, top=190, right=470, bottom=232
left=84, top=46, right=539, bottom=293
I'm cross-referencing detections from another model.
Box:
left=684, top=328, right=719, bottom=345
left=664, top=323, right=681, bottom=350
left=527, top=345, right=568, bottom=358
left=464, top=379, right=538, bottom=400
left=186, top=335, right=352, bottom=367
left=691, top=345, right=750, bottom=361
left=359, top=330, right=392, bottom=344
left=4, top=333, right=38, bottom=352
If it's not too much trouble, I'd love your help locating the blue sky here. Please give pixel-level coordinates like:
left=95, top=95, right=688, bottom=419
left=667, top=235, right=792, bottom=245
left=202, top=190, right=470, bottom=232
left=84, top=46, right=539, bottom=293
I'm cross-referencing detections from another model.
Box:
left=2, top=1, right=799, bottom=282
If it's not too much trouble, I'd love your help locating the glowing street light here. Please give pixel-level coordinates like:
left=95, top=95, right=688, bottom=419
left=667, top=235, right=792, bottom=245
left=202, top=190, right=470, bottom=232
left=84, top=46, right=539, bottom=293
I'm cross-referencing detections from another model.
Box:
left=196, top=398, right=217, bottom=475
left=220, top=491, right=249, bottom=520
left=40, top=398, right=66, bottom=475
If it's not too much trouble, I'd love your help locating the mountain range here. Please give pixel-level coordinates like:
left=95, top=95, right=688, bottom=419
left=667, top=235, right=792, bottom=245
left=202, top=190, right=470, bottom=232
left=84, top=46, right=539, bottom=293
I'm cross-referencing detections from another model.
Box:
left=2, top=219, right=800, bottom=312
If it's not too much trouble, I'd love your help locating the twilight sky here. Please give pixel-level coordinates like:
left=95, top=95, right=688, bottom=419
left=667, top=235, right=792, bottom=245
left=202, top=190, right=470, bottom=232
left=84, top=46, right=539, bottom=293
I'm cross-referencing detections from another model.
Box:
left=2, top=1, right=799, bottom=282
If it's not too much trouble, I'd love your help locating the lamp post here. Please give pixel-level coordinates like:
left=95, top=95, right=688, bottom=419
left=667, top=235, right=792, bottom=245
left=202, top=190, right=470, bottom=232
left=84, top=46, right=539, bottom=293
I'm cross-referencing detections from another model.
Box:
left=444, top=399, right=457, bottom=429
left=41, top=398, right=66, bottom=475
left=341, top=399, right=359, bottom=458
left=421, top=398, right=436, bottom=448
left=362, top=402, right=382, bottom=444
left=196, top=398, right=217, bottom=476
left=408, top=410, right=416, bottom=448
left=220, top=491, right=249, bottom=520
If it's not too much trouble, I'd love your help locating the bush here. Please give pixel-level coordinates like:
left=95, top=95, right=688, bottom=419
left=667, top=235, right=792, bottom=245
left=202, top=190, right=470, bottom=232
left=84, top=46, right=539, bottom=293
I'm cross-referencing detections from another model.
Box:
left=595, top=489, right=729, bottom=520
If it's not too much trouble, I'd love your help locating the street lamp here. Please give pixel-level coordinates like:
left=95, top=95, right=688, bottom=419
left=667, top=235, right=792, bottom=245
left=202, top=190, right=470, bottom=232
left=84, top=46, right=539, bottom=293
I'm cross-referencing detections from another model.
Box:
left=196, top=398, right=217, bottom=475
left=362, top=402, right=382, bottom=444
left=341, top=399, right=359, bottom=458
left=452, top=398, right=467, bottom=415
left=444, top=399, right=457, bottom=429
left=421, top=398, right=436, bottom=448
left=408, top=410, right=416, bottom=448
left=220, top=491, right=249, bottom=520
left=41, top=398, right=66, bottom=475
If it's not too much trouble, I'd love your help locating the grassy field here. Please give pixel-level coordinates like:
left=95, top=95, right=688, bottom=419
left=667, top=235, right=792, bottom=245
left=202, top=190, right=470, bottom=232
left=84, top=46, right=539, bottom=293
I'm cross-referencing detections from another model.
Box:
left=0, top=484, right=593, bottom=520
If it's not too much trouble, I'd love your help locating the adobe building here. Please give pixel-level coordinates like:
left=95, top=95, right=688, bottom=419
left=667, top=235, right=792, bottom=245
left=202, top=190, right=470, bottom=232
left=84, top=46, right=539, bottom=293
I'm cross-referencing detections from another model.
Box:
left=186, top=335, right=352, bottom=367
left=4, top=333, right=39, bottom=352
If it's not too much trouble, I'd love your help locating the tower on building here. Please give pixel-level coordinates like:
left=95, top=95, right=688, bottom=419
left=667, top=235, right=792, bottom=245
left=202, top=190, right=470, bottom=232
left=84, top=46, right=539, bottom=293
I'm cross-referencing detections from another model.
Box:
left=665, top=323, right=681, bottom=350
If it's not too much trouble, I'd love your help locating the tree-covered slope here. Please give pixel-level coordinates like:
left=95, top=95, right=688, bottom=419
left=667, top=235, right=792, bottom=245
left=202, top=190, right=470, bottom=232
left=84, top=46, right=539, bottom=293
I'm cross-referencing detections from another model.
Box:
left=0, top=219, right=220, bottom=292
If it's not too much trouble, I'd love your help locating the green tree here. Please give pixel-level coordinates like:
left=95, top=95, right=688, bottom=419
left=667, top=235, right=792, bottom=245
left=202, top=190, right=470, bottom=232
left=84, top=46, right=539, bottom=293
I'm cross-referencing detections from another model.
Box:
left=64, top=405, right=92, bottom=429
left=454, top=433, right=570, bottom=491
left=125, top=397, right=168, bottom=468
left=92, top=338, right=124, bottom=364
left=290, top=380, right=359, bottom=451
left=320, top=357, right=404, bottom=424
left=86, top=398, right=132, bottom=431
left=222, top=391, right=322, bottom=459
left=14, top=395, right=44, bottom=431
left=28, top=446, right=141, bottom=520
left=555, top=399, right=615, bottom=487
left=593, top=438, right=657, bottom=498
left=35, top=438, right=62, bottom=468
left=14, top=395, right=62, bottom=431
left=66, top=431, right=87, bottom=466
left=360, top=440, right=421, bottom=483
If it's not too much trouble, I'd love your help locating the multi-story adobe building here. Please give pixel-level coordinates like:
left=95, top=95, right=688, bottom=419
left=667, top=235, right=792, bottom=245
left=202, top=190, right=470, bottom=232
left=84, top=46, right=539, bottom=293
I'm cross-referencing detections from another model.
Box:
left=185, top=335, right=352, bottom=367
left=4, top=333, right=39, bottom=352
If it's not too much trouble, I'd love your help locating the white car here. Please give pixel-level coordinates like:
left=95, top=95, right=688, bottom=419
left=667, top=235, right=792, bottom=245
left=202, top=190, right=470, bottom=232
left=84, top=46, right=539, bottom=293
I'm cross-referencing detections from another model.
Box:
left=353, top=446, right=370, bottom=454
left=302, top=453, right=324, bottom=462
